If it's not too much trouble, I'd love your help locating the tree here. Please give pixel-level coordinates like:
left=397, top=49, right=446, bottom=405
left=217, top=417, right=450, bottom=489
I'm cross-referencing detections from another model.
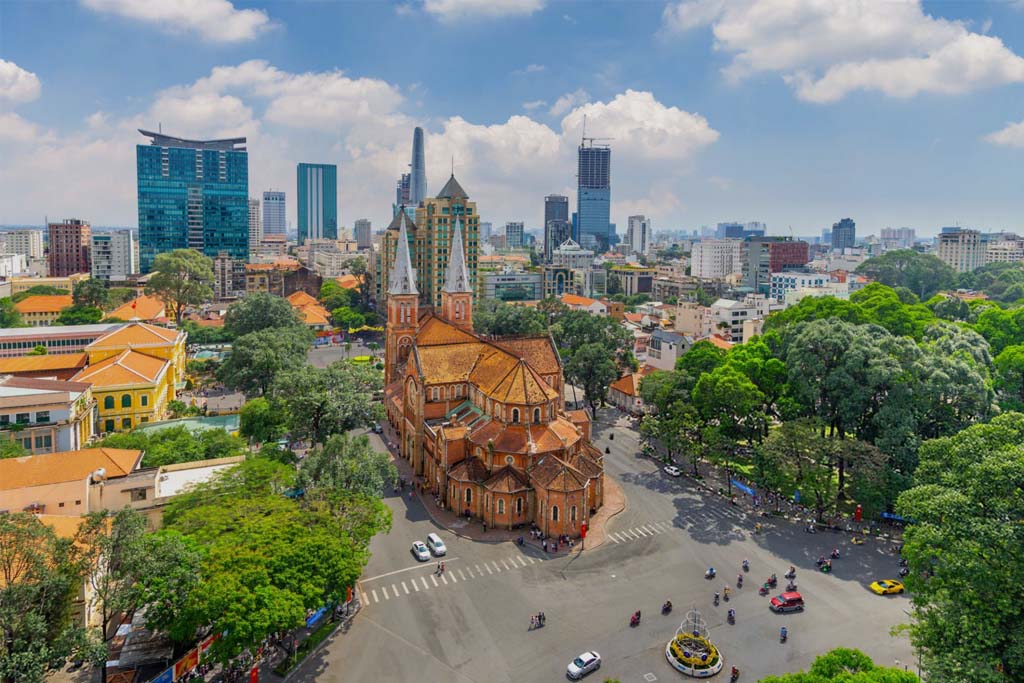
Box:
left=11, top=286, right=68, bottom=303
left=72, top=279, right=109, bottom=310
left=760, top=648, right=917, bottom=683
left=348, top=256, right=370, bottom=310
left=674, top=340, right=727, bottom=377
left=564, top=342, right=618, bottom=414
left=639, top=370, right=694, bottom=415
left=473, top=299, right=547, bottom=336
left=693, top=365, right=766, bottom=446
left=763, top=295, right=867, bottom=333
left=994, top=344, right=1024, bottom=410
left=55, top=305, right=103, bottom=326
left=755, top=419, right=837, bottom=521
left=272, top=361, right=383, bottom=445
left=332, top=306, right=366, bottom=330
left=0, top=440, right=28, bottom=459
left=239, top=396, right=285, bottom=444
left=217, top=327, right=312, bottom=396
left=224, top=292, right=303, bottom=337
left=974, top=305, right=1024, bottom=354
left=144, top=249, right=214, bottom=326
left=897, top=413, right=1024, bottom=682
left=0, top=299, right=23, bottom=328
left=320, top=280, right=356, bottom=312
left=725, top=339, right=789, bottom=430
left=849, top=283, right=935, bottom=339
left=0, top=513, right=90, bottom=683
left=106, top=287, right=136, bottom=308
left=97, top=425, right=248, bottom=468
left=26, top=345, right=46, bottom=356
left=297, top=433, right=397, bottom=498
left=856, top=249, right=957, bottom=300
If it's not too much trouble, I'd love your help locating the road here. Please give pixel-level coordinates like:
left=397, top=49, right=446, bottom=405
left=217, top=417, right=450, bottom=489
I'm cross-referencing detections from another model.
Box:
left=296, top=418, right=916, bottom=683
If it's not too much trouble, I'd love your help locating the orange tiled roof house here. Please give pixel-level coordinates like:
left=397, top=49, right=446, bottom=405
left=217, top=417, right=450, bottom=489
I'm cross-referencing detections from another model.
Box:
left=383, top=218, right=603, bottom=538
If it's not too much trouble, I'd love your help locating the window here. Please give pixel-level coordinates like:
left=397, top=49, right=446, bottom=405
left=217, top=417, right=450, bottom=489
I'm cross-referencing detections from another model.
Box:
left=104, top=419, right=115, bottom=433
left=0, top=415, right=9, bottom=426
left=552, top=505, right=559, bottom=522
left=58, top=502, right=64, bottom=508
left=121, top=394, right=132, bottom=408
left=465, top=488, right=472, bottom=504
left=571, top=506, right=578, bottom=522
left=511, top=408, right=519, bottom=423
left=104, top=396, right=114, bottom=410
left=516, top=497, right=523, bottom=515
left=35, top=411, right=49, bottom=423
left=122, top=417, right=132, bottom=429
left=15, top=413, right=29, bottom=424
left=75, top=500, right=81, bottom=506
left=141, top=395, right=148, bottom=407
left=21, top=438, right=31, bottom=449
left=497, top=499, right=505, bottom=514
left=130, top=488, right=148, bottom=502
left=432, top=387, right=439, bottom=401
left=533, top=408, right=541, bottom=424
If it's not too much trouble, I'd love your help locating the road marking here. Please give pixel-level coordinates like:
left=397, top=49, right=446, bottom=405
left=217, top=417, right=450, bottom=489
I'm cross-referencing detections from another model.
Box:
left=402, top=581, right=409, bottom=594
left=420, top=577, right=430, bottom=591
left=485, top=563, right=493, bottom=575
left=634, top=526, right=650, bottom=537
left=381, top=586, right=389, bottom=600
left=362, top=557, right=461, bottom=583
left=412, top=579, right=419, bottom=592
left=458, top=569, right=467, bottom=581
left=492, top=561, right=502, bottom=573
left=515, top=556, right=526, bottom=567
left=644, top=524, right=660, bottom=534
left=501, top=559, right=512, bottom=570
left=391, top=583, right=399, bottom=596
left=449, top=572, right=458, bottom=583
left=527, top=556, right=536, bottom=564
left=464, top=567, right=473, bottom=578
left=622, top=529, right=638, bottom=540
left=475, top=564, right=483, bottom=575
left=656, top=521, right=672, bottom=530
left=371, top=589, right=378, bottom=603
left=431, top=575, right=438, bottom=587
left=608, top=533, right=620, bottom=544
left=440, top=574, right=449, bottom=585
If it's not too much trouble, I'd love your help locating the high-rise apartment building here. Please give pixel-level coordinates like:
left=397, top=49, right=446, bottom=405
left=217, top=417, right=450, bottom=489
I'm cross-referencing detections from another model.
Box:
left=505, top=222, right=525, bottom=249
left=262, top=191, right=286, bottom=235
left=936, top=227, right=985, bottom=273
left=880, top=227, right=915, bottom=250
left=3, top=230, right=44, bottom=260
left=248, top=198, right=263, bottom=250
left=831, top=218, right=856, bottom=252
left=741, top=236, right=809, bottom=292
left=409, top=127, right=427, bottom=206
left=577, top=141, right=612, bottom=251
left=47, top=219, right=91, bottom=277
left=626, top=215, right=651, bottom=256
left=136, top=130, right=248, bottom=272
left=354, top=219, right=372, bottom=250
left=90, top=230, right=136, bottom=282
left=544, top=194, right=570, bottom=258
left=691, top=239, right=741, bottom=279
left=297, top=163, right=338, bottom=245
left=479, top=221, right=493, bottom=242
left=545, top=194, right=569, bottom=224
left=379, top=174, right=480, bottom=308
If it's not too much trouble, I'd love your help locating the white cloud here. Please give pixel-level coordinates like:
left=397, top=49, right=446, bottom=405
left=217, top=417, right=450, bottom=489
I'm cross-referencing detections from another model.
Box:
left=0, top=113, right=45, bottom=143
left=984, top=119, right=1024, bottom=148
left=549, top=88, right=590, bottom=117
left=80, top=0, right=271, bottom=43
left=522, top=100, right=546, bottom=111
left=524, top=63, right=545, bottom=73
left=661, top=0, right=1024, bottom=102
left=0, top=60, right=41, bottom=105
left=422, top=0, right=544, bottom=22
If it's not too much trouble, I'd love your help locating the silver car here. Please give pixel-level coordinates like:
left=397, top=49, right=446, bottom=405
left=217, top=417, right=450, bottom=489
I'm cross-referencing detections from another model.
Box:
left=567, top=651, right=601, bottom=680
left=411, top=541, right=430, bottom=562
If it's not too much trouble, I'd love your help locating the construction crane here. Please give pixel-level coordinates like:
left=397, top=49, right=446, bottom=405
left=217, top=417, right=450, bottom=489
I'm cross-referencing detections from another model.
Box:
left=581, top=114, right=613, bottom=147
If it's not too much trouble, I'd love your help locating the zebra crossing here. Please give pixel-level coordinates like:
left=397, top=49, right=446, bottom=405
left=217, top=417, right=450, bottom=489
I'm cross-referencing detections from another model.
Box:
left=362, top=554, right=539, bottom=605
left=604, top=520, right=675, bottom=544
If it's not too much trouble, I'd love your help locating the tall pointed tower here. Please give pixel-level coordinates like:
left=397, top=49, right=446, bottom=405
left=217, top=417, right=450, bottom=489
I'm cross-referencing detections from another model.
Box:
left=440, top=219, right=473, bottom=329
left=385, top=214, right=419, bottom=385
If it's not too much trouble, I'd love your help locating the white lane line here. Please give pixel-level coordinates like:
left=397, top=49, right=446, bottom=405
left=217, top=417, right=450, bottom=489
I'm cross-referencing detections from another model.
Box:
left=622, top=529, right=638, bottom=540
left=431, top=575, right=438, bottom=587
left=449, top=572, right=458, bottom=584
left=644, top=524, right=660, bottom=534
left=381, top=586, right=389, bottom=600
left=371, top=589, right=379, bottom=603
left=475, top=564, right=483, bottom=575
left=362, top=557, right=461, bottom=583
left=516, top=557, right=528, bottom=567
left=440, top=574, right=449, bottom=585
left=527, top=556, right=536, bottom=564
left=420, top=577, right=429, bottom=591
left=412, top=579, right=419, bottom=592
left=402, top=581, right=410, bottom=594
left=391, top=583, right=399, bottom=596
left=485, top=563, right=493, bottom=575
left=458, top=569, right=467, bottom=580
left=608, top=533, right=620, bottom=544
left=634, top=527, right=649, bottom=537
left=501, top=559, right=512, bottom=571
left=492, top=561, right=502, bottom=573
left=464, top=567, right=473, bottom=578
left=656, top=521, right=672, bottom=530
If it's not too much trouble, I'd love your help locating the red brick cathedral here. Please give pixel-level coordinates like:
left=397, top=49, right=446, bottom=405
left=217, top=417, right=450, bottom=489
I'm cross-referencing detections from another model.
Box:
left=384, top=213, right=604, bottom=537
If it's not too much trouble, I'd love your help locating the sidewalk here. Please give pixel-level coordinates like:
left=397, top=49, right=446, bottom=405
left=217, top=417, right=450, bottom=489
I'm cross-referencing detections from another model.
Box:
left=381, top=422, right=626, bottom=554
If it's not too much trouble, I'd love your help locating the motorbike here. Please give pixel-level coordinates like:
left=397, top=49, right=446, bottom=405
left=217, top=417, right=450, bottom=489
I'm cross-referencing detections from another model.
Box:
left=730, top=666, right=740, bottom=682
left=662, top=602, right=672, bottom=615
left=851, top=536, right=865, bottom=545
left=831, top=549, right=841, bottom=559
left=767, top=575, right=778, bottom=588
left=780, top=627, right=788, bottom=643
left=758, top=584, right=770, bottom=596
left=786, top=581, right=798, bottom=591
left=727, top=609, right=735, bottom=625
left=816, top=556, right=826, bottom=567
left=899, top=567, right=910, bottom=577
left=741, top=559, right=750, bottom=572
left=723, top=588, right=730, bottom=602
left=630, top=611, right=641, bottom=627
left=784, top=568, right=796, bottom=579
left=820, top=563, right=832, bottom=574
left=713, top=593, right=720, bottom=606
left=737, top=574, right=743, bottom=588
left=705, top=568, right=716, bottom=580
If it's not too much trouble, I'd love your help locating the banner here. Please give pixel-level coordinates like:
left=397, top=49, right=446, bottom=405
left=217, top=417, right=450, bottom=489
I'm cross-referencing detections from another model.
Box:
left=173, top=648, right=198, bottom=680
left=198, top=633, right=218, bottom=660
left=305, top=605, right=328, bottom=628
left=730, top=479, right=754, bottom=497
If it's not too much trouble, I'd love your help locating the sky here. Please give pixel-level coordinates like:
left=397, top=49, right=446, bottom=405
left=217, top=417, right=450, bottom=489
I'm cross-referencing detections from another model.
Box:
left=1, top=0, right=1023, bottom=239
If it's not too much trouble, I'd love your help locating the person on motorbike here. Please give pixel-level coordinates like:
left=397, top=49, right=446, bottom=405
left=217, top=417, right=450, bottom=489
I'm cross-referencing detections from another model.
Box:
left=731, top=665, right=740, bottom=680
left=781, top=626, right=788, bottom=641
left=832, top=548, right=840, bottom=559
left=706, top=567, right=716, bottom=578
left=727, top=608, right=735, bottom=622
left=723, top=586, right=731, bottom=600
left=742, top=559, right=749, bottom=571
left=737, top=573, right=743, bottom=586
left=787, top=565, right=796, bottom=576
left=713, top=591, right=720, bottom=605
left=663, top=600, right=672, bottom=612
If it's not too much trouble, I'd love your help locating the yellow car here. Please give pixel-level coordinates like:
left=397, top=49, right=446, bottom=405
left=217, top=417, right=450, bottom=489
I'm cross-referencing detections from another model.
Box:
left=869, top=580, right=905, bottom=595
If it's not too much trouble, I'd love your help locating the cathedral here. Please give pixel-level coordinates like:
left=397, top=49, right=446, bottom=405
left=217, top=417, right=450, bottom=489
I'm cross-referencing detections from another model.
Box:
left=383, top=204, right=604, bottom=538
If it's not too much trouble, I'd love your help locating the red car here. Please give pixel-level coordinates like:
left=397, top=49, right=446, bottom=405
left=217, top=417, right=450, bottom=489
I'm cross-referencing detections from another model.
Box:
left=769, top=591, right=804, bottom=613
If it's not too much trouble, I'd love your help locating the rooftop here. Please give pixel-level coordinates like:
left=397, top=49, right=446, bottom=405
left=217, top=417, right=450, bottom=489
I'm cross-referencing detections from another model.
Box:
left=0, top=352, right=88, bottom=374
left=14, top=295, right=73, bottom=314
left=0, top=323, right=122, bottom=340
left=0, top=447, right=143, bottom=491
left=72, top=349, right=169, bottom=387
left=107, top=295, right=166, bottom=322
left=89, top=322, right=182, bottom=349
left=139, top=129, right=246, bottom=151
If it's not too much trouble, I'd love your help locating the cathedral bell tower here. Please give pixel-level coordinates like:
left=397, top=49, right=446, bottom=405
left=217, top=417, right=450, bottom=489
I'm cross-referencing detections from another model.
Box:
left=385, top=213, right=419, bottom=385
left=440, top=218, right=473, bottom=330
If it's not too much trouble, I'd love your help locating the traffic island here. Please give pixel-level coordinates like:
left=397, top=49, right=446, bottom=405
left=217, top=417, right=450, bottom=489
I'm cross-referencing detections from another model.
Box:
left=665, top=609, right=724, bottom=678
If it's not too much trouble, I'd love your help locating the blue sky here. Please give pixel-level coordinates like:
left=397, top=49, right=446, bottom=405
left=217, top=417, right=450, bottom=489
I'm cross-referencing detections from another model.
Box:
left=1, top=0, right=1023, bottom=238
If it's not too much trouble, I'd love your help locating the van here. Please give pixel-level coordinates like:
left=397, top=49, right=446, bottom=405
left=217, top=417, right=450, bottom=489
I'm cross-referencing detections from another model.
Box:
left=426, top=533, right=447, bottom=556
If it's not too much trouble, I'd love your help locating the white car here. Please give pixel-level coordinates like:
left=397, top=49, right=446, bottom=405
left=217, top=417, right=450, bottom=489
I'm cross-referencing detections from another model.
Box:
left=426, top=532, right=447, bottom=556
left=411, top=541, right=431, bottom=562
left=567, top=651, right=601, bottom=680
left=663, top=465, right=682, bottom=477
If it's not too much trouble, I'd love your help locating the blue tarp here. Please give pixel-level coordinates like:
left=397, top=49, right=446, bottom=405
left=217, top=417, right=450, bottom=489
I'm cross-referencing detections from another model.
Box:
left=880, top=512, right=908, bottom=522
left=305, top=605, right=328, bottom=628
left=152, top=668, right=173, bottom=683
left=730, top=479, right=755, bottom=496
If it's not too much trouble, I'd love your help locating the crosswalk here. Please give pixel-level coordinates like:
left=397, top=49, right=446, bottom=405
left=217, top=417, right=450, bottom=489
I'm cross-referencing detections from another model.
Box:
left=604, top=520, right=675, bottom=544
left=362, top=554, right=540, bottom=605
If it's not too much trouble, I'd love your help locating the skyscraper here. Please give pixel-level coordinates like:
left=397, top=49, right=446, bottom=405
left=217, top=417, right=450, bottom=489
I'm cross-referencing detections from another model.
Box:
left=136, top=130, right=249, bottom=272
left=831, top=218, right=856, bottom=252
left=297, top=163, right=338, bottom=245
left=409, top=127, right=427, bottom=206
left=544, top=194, right=570, bottom=258
left=577, top=140, right=612, bottom=251
left=91, top=230, right=136, bottom=282
left=395, top=173, right=411, bottom=207
left=545, top=194, right=569, bottom=224
left=248, top=198, right=263, bottom=251
left=505, top=222, right=525, bottom=249
left=262, top=191, right=286, bottom=235
left=354, top=219, right=372, bottom=249
left=3, top=230, right=44, bottom=260
left=626, top=215, right=651, bottom=256
left=48, top=219, right=91, bottom=277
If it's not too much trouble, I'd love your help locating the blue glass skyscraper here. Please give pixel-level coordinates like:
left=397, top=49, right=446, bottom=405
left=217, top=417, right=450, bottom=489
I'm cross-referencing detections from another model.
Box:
left=136, top=130, right=249, bottom=272
left=576, top=141, right=612, bottom=251
left=297, top=163, right=338, bottom=245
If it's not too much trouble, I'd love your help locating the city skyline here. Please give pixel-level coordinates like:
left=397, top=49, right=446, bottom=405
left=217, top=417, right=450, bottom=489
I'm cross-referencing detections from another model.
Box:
left=1, top=1, right=1024, bottom=238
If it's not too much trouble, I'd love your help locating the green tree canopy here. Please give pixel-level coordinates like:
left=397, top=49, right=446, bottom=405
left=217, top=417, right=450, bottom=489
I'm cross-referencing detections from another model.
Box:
left=855, top=249, right=957, bottom=300
left=238, top=396, right=285, bottom=444
left=224, top=291, right=303, bottom=337
left=759, top=648, right=917, bottom=683
left=271, top=361, right=383, bottom=445
left=217, top=326, right=313, bottom=396
left=564, top=342, right=619, bottom=413
left=320, top=280, right=357, bottom=312
left=994, top=344, right=1024, bottom=410
left=72, top=279, right=109, bottom=310
left=11, top=286, right=68, bottom=303
left=296, top=433, right=396, bottom=498
left=332, top=306, right=366, bottom=330
left=675, top=339, right=728, bottom=376
left=0, top=298, right=22, bottom=328
left=473, top=299, right=547, bottom=336
left=96, top=425, right=248, bottom=468
left=144, top=249, right=214, bottom=325
left=55, top=305, right=103, bottom=326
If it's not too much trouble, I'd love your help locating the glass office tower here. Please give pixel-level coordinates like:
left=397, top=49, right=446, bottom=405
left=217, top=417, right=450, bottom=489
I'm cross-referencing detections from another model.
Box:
left=576, top=142, right=612, bottom=251
left=136, top=130, right=249, bottom=272
left=297, top=163, right=338, bottom=245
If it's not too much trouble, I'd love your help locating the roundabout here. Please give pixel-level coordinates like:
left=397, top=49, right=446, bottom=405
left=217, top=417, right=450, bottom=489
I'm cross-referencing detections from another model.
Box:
left=665, top=609, right=725, bottom=678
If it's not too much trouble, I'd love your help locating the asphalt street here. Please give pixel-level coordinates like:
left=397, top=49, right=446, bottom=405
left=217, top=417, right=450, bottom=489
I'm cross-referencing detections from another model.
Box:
left=296, top=419, right=916, bottom=683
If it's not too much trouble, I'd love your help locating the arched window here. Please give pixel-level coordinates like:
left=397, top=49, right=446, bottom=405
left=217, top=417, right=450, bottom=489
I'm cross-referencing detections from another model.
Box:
left=104, top=419, right=114, bottom=433
left=516, top=497, right=524, bottom=515
left=432, top=387, right=439, bottom=401
left=121, top=394, right=132, bottom=408
left=455, top=385, right=462, bottom=398
left=511, top=408, right=519, bottom=423
left=465, top=488, right=472, bottom=504
left=533, top=408, right=541, bottom=423
left=571, top=505, right=578, bottom=522
left=497, top=499, right=505, bottom=514
left=551, top=505, right=559, bottom=522
left=104, top=396, right=114, bottom=410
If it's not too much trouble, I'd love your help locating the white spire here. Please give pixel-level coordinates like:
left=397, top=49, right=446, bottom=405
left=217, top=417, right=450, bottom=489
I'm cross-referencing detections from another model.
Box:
left=388, top=214, right=418, bottom=296
left=443, top=219, right=472, bottom=293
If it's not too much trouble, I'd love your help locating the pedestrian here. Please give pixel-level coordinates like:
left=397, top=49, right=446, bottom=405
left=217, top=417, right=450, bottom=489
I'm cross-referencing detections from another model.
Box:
left=543, top=541, right=547, bottom=552
left=441, top=561, right=446, bottom=573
